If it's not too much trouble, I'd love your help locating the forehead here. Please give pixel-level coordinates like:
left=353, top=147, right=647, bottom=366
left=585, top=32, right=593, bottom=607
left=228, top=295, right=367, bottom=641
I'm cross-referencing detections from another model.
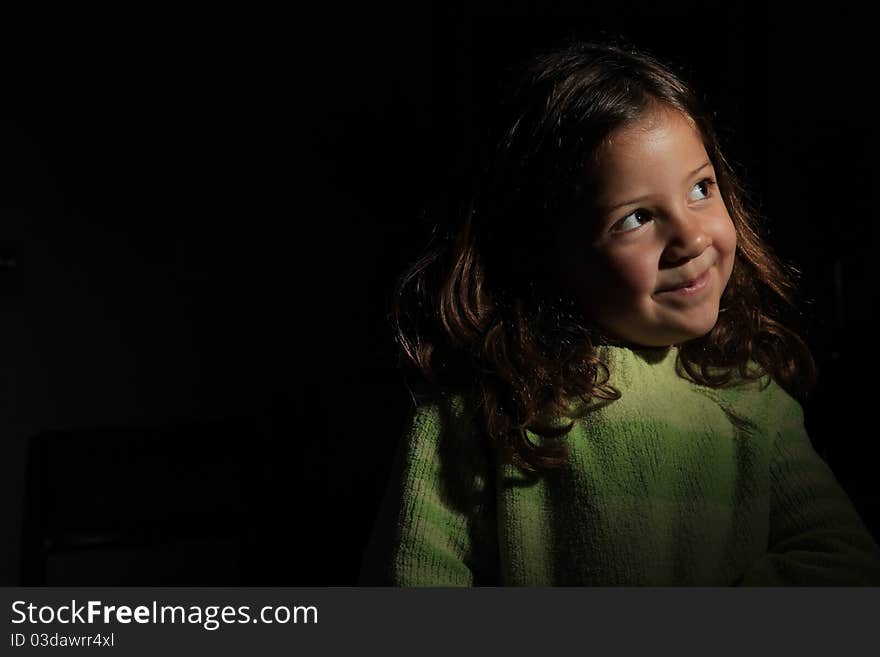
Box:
left=595, top=108, right=708, bottom=181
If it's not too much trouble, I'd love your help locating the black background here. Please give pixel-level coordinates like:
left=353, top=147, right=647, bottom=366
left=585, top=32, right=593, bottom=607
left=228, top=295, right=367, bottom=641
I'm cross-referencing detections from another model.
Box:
left=1, top=2, right=873, bottom=585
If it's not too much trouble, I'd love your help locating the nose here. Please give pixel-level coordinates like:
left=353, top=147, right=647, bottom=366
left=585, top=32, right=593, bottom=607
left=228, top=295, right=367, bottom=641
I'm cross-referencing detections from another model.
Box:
left=660, top=206, right=709, bottom=265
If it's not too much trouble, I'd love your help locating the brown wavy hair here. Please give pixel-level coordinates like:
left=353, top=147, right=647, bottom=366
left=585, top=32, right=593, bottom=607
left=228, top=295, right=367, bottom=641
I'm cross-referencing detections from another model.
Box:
left=391, top=40, right=816, bottom=472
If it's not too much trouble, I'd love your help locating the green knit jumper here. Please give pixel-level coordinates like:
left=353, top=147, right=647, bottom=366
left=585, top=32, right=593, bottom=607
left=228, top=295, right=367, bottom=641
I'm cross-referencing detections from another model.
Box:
left=360, top=345, right=880, bottom=585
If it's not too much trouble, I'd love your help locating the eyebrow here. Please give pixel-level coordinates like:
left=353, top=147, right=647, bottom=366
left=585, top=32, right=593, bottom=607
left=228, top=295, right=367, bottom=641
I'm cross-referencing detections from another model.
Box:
left=602, top=160, right=713, bottom=215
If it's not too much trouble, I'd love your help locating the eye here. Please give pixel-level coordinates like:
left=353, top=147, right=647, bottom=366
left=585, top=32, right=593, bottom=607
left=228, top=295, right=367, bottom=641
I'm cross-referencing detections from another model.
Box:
left=689, top=178, right=716, bottom=201
left=612, top=209, right=651, bottom=233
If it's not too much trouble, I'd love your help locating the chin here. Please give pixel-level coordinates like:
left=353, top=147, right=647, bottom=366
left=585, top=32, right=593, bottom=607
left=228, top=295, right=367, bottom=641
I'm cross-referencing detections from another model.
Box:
left=672, top=316, right=720, bottom=344
left=604, top=307, right=721, bottom=348
left=647, top=316, right=720, bottom=347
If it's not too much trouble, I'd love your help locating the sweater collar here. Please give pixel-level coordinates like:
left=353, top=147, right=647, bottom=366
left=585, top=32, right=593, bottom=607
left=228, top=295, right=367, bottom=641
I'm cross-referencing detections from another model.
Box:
left=536, top=344, right=682, bottom=426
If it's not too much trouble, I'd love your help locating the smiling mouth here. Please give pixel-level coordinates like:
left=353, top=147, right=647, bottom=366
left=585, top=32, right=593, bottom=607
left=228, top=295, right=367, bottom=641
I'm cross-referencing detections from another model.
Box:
left=655, top=267, right=712, bottom=295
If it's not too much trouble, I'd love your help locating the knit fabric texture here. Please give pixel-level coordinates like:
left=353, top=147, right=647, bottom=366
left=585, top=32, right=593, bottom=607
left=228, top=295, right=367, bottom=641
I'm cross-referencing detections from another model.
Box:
left=360, top=345, right=880, bottom=586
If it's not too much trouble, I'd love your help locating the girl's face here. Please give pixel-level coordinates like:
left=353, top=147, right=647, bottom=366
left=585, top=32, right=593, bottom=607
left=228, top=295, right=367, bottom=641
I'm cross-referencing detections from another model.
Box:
left=553, top=107, right=737, bottom=348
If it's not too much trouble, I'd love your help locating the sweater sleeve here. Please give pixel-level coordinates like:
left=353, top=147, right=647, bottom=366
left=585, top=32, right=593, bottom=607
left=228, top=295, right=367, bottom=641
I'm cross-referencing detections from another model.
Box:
left=734, top=384, right=880, bottom=585
left=358, top=394, right=498, bottom=586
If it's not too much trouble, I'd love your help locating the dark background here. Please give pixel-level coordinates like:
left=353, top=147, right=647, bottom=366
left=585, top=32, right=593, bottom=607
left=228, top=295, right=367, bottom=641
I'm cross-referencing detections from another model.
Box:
left=1, top=2, right=873, bottom=585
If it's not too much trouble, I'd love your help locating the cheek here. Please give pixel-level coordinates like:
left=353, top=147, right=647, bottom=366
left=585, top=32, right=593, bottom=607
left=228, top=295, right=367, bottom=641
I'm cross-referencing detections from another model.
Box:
left=712, top=212, right=737, bottom=261
left=601, top=248, right=659, bottom=294
left=710, top=211, right=737, bottom=286
left=597, top=249, right=658, bottom=303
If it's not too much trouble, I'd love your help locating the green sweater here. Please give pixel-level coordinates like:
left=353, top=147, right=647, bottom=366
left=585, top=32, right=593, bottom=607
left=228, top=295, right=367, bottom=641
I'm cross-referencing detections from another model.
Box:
left=360, top=345, right=880, bottom=585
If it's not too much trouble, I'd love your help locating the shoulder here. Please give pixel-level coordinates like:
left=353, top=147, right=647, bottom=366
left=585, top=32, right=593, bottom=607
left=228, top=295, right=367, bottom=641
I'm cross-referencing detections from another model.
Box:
left=703, top=366, right=805, bottom=434
left=400, top=388, right=486, bottom=460
left=405, top=389, right=475, bottom=434
left=395, top=389, right=494, bottom=505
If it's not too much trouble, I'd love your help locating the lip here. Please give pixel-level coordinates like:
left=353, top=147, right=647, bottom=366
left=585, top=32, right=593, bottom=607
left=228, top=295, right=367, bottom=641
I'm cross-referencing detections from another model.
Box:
left=656, top=267, right=712, bottom=296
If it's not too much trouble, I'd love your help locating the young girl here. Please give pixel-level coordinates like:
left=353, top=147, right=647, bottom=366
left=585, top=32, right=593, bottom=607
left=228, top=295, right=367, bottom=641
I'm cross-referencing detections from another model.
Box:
left=359, top=41, right=880, bottom=586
